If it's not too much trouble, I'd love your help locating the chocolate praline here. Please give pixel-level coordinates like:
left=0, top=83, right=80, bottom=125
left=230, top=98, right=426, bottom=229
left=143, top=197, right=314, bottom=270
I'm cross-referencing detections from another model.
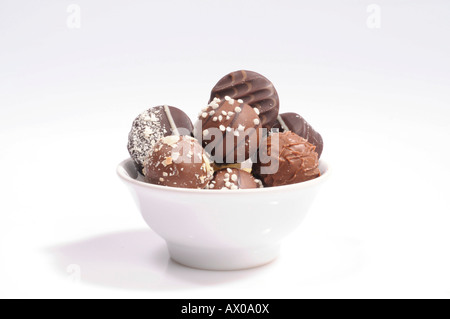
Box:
left=209, top=70, right=280, bottom=129
left=271, top=113, right=324, bottom=158
left=207, top=168, right=263, bottom=190
left=194, top=97, right=262, bottom=164
left=128, top=105, right=193, bottom=174
left=254, top=131, right=320, bottom=187
left=144, top=135, right=214, bottom=189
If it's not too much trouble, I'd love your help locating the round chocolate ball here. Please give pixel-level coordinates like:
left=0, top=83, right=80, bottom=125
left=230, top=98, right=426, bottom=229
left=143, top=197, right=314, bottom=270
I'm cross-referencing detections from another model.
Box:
left=271, top=113, right=324, bottom=158
left=194, top=96, right=263, bottom=164
left=209, top=70, right=280, bottom=129
left=254, top=131, right=320, bottom=187
left=144, top=135, right=214, bottom=189
left=127, top=105, right=193, bottom=174
left=207, top=168, right=263, bottom=190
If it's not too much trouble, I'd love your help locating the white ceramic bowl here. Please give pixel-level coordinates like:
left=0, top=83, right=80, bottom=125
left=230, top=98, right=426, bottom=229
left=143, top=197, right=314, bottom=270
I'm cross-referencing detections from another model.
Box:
left=117, top=159, right=330, bottom=270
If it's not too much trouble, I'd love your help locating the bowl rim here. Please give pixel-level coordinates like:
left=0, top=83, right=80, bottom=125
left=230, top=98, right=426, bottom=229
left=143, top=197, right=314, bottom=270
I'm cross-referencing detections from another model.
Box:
left=117, top=158, right=331, bottom=194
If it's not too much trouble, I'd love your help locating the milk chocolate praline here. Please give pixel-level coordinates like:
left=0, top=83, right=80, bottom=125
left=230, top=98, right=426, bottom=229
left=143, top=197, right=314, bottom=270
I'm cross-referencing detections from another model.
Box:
left=194, top=97, right=262, bottom=164
left=271, top=113, right=324, bottom=158
left=144, top=135, right=213, bottom=189
left=128, top=105, right=193, bottom=174
left=254, top=132, right=320, bottom=187
left=209, top=70, right=280, bottom=129
left=207, top=168, right=263, bottom=190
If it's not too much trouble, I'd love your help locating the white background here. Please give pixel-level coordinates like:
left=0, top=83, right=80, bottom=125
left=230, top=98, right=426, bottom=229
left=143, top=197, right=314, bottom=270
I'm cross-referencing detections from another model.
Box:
left=1, top=0, right=449, bottom=299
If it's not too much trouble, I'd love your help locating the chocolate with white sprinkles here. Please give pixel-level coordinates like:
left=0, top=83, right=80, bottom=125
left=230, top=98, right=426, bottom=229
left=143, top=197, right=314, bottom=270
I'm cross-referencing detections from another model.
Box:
left=194, top=97, right=263, bottom=164
left=209, top=70, right=280, bottom=129
left=207, top=168, right=263, bottom=190
left=144, top=135, right=214, bottom=189
left=127, top=105, right=193, bottom=173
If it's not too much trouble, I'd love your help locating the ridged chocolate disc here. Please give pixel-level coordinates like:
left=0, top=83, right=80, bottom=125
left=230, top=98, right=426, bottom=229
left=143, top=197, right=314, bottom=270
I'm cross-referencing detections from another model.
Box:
left=209, top=70, right=280, bottom=129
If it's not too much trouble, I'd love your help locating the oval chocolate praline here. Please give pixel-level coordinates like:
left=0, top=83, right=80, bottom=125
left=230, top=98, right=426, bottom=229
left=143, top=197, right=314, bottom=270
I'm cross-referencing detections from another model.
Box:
left=254, top=131, right=320, bottom=187
left=209, top=70, right=280, bottom=129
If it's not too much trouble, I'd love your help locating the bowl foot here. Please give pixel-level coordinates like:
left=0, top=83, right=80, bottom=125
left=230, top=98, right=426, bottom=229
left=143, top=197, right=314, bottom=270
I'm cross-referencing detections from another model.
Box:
left=166, top=242, right=280, bottom=271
